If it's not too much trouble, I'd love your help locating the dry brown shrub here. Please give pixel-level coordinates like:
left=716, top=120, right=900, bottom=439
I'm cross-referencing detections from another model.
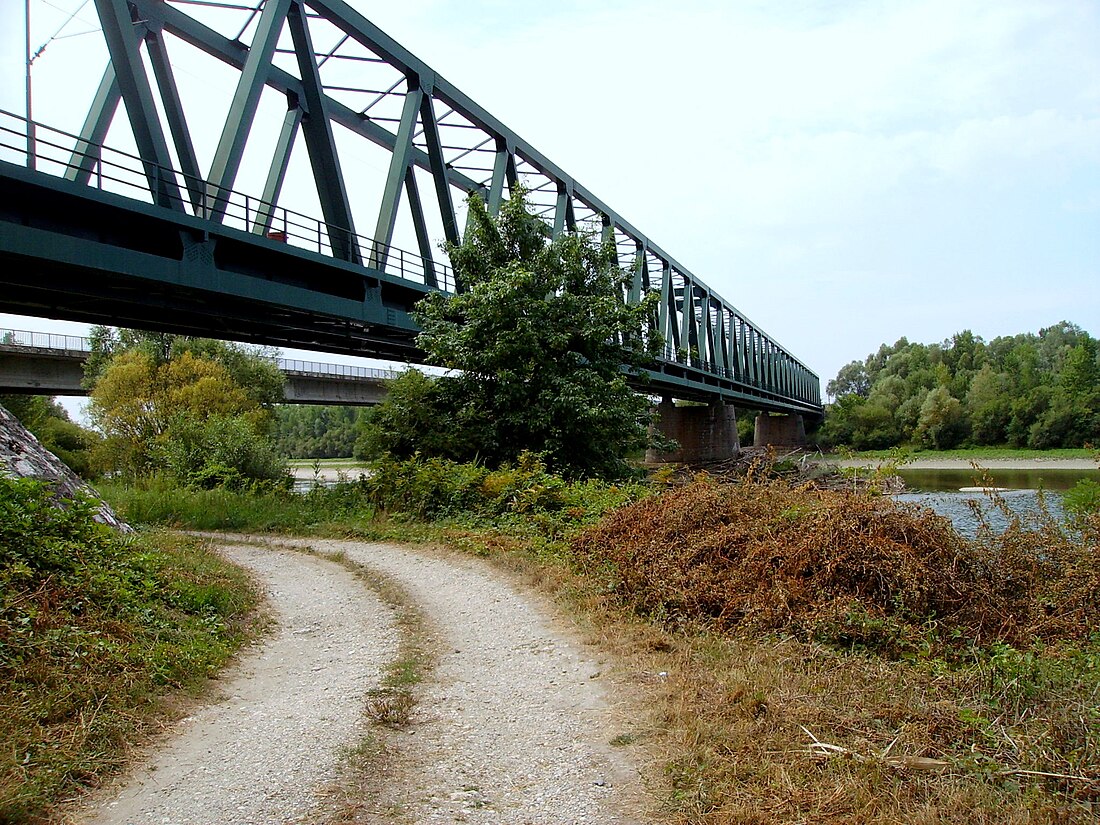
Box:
left=572, top=476, right=1097, bottom=649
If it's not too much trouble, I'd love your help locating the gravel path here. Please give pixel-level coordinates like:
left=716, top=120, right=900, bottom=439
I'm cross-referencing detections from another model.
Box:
left=75, top=538, right=649, bottom=824
left=277, top=538, right=649, bottom=824
left=77, top=543, right=399, bottom=825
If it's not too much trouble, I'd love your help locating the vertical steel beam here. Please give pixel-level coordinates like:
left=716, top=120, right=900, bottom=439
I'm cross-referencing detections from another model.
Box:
left=680, top=282, right=694, bottom=361
left=746, top=326, right=757, bottom=385
left=658, top=262, right=673, bottom=352
left=286, top=0, right=359, bottom=263
left=371, top=82, right=421, bottom=268
left=629, top=243, right=644, bottom=304
left=552, top=184, right=576, bottom=239
left=728, top=315, right=740, bottom=379
left=553, top=185, right=568, bottom=238
left=206, top=0, right=291, bottom=219
left=66, top=65, right=120, bottom=184
left=404, top=167, right=438, bottom=288
left=93, top=0, right=183, bottom=209
left=254, top=100, right=302, bottom=235
left=486, top=140, right=516, bottom=216
left=144, top=29, right=203, bottom=210
left=713, top=307, right=728, bottom=375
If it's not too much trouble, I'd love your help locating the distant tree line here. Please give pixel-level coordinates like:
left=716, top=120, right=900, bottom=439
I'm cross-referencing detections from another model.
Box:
left=820, top=322, right=1100, bottom=450
left=271, top=405, right=361, bottom=458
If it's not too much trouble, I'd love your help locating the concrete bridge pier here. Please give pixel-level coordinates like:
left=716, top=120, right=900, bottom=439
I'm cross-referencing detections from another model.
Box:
left=753, top=413, right=807, bottom=448
left=646, top=397, right=740, bottom=464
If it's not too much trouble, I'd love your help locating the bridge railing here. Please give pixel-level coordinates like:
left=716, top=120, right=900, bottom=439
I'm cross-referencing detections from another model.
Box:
left=0, top=328, right=91, bottom=352
left=0, top=110, right=456, bottom=293
left=279, top=359, right=400, bottom=381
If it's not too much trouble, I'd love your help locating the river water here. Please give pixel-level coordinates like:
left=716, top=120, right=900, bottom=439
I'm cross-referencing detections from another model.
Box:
left=894, top=467, right=1098, bottom=537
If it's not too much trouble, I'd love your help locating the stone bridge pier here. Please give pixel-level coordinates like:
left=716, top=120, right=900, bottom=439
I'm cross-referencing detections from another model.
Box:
left=753, top=413, right=808, bottom=448
left=646, top=400, right=811, bottom=464
left=646, top=398, right=739, bottom=464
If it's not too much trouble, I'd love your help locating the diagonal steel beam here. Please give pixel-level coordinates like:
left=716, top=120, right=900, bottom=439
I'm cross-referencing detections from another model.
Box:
left=206, top=0, right=292, bottom=220
left=144, top=29, right=203, bottom=210
left=93, top=0, right=183, bottom=209
left=65, top=65, right=120, bottom=184
left=418, top=86, right=460, bottom=247
left=286, top=0, right=360, bottom=263
left=371, top=83, right=421, bottom=269
left=254, top=100, right=302, bottom=235
left=404, top=167, right=437, bottom=288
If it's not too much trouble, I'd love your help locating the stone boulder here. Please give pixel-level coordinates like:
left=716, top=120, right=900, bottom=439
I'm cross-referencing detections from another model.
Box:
left=0, top=403, right=132, bottom=532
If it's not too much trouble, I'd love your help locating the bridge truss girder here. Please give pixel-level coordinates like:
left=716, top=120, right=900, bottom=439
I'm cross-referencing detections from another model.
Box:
left=5, top=0, right=821, bottom=415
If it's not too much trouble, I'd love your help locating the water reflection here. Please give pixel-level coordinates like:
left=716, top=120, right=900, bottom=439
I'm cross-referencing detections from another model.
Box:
left=894, top=489, right=1065, bottom=539
left=898, top=467, right=1095, bottom=493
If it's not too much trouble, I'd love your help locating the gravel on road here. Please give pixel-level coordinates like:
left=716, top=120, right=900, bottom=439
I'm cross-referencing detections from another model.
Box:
left=75, top=543, right=399, bottom=825
left=73, top=537, right=650, bottom=824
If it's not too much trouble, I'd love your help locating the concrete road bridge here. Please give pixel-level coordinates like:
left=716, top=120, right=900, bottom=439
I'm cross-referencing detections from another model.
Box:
left=0, top=0, right=822, bottom=458
left=0, top=329, right=390, bottom=405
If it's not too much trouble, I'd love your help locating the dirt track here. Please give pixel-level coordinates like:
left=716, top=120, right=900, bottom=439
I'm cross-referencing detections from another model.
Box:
left=75, top=538, right=648, bottom=824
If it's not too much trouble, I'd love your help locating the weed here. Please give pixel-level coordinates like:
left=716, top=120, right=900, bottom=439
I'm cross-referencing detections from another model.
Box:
left=0, top=477, right=261, bottom=822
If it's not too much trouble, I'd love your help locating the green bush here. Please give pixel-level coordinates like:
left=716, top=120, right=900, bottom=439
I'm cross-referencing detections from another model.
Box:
left=1063, top=478, right=1100, bottom=524
left=362, top=452, right=646, bottom=529
left=160, top=414, right=290, bottom=490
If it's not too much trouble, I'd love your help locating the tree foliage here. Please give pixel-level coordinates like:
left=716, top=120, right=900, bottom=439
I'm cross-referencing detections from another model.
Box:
left=820, top=322, right=1100, bottom=450
left=360, top=191, right=661, bottom=479
left=87, top=341, right=287, bottom=487
left=83, top=326, right=285, bottom=412
left=272, top=404, right=361, bottom=459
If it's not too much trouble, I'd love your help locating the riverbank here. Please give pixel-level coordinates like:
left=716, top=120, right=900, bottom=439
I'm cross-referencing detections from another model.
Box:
left=833, top=456, right=1097, bottom=470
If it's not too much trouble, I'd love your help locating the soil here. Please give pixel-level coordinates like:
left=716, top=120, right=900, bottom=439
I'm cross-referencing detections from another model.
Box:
left=72, top=538, right=649, bottom=824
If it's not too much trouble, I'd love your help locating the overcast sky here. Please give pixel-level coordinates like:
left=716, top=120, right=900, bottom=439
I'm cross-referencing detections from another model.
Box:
left=2, top=0, right=1097, bottom=415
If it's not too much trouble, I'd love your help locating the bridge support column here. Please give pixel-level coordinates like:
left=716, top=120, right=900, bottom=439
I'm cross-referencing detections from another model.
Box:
left=753, top=413, right=807, bottom=448
left=646, top=398, right=739, bottom=464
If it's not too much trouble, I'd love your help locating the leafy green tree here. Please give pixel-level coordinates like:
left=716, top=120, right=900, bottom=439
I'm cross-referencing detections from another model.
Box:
left=273, top=404, right=360, bottom=458
left=88, top=349, right=286, bottom=485
left=84, top=326, right=284, bottom=417
left=823, top=323, right=1096, bottom=450
left=826, top=361, right=870, bottom=399
left=966, top=365, right=1012, bottom=445
left=913, top=387, right=968, bottom=449
left=369, top=191, right=661, bottom=479
left=354, top=370, right=470, bottom=462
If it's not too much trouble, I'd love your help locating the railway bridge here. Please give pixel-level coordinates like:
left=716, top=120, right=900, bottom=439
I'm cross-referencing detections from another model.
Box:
left=0, top=0, right=822, bottom=459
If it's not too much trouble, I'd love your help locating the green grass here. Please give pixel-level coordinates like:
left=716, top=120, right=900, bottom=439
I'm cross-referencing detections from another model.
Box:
left=0, top=477, right=263, bottom=823
left=826, top=447, right=1095, bottom=461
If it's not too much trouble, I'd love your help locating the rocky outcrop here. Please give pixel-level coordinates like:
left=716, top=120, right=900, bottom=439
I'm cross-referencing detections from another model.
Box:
left=0, top=403, right=132, bottom=532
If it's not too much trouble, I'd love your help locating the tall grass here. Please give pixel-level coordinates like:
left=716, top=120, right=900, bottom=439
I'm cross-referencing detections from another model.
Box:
left=0, top=477, right=262, bottom=823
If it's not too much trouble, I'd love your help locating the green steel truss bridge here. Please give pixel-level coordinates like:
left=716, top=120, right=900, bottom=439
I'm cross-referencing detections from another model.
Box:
left=0, top=0, right=821, bottom=417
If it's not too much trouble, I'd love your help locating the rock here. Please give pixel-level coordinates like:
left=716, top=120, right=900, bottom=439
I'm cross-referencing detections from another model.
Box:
left=0, top=402, right=132, bottom=532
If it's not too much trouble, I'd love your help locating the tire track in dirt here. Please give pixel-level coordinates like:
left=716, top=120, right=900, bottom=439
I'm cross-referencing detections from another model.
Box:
left=75, top=537, right=650, bottom=824
left=76, top=543, right=399, bottom=825
left=290, top=538, right=650, bottom=825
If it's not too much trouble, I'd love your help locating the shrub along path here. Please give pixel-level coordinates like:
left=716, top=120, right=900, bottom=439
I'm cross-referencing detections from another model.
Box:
left=75, top=538, right=647, bottom=824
